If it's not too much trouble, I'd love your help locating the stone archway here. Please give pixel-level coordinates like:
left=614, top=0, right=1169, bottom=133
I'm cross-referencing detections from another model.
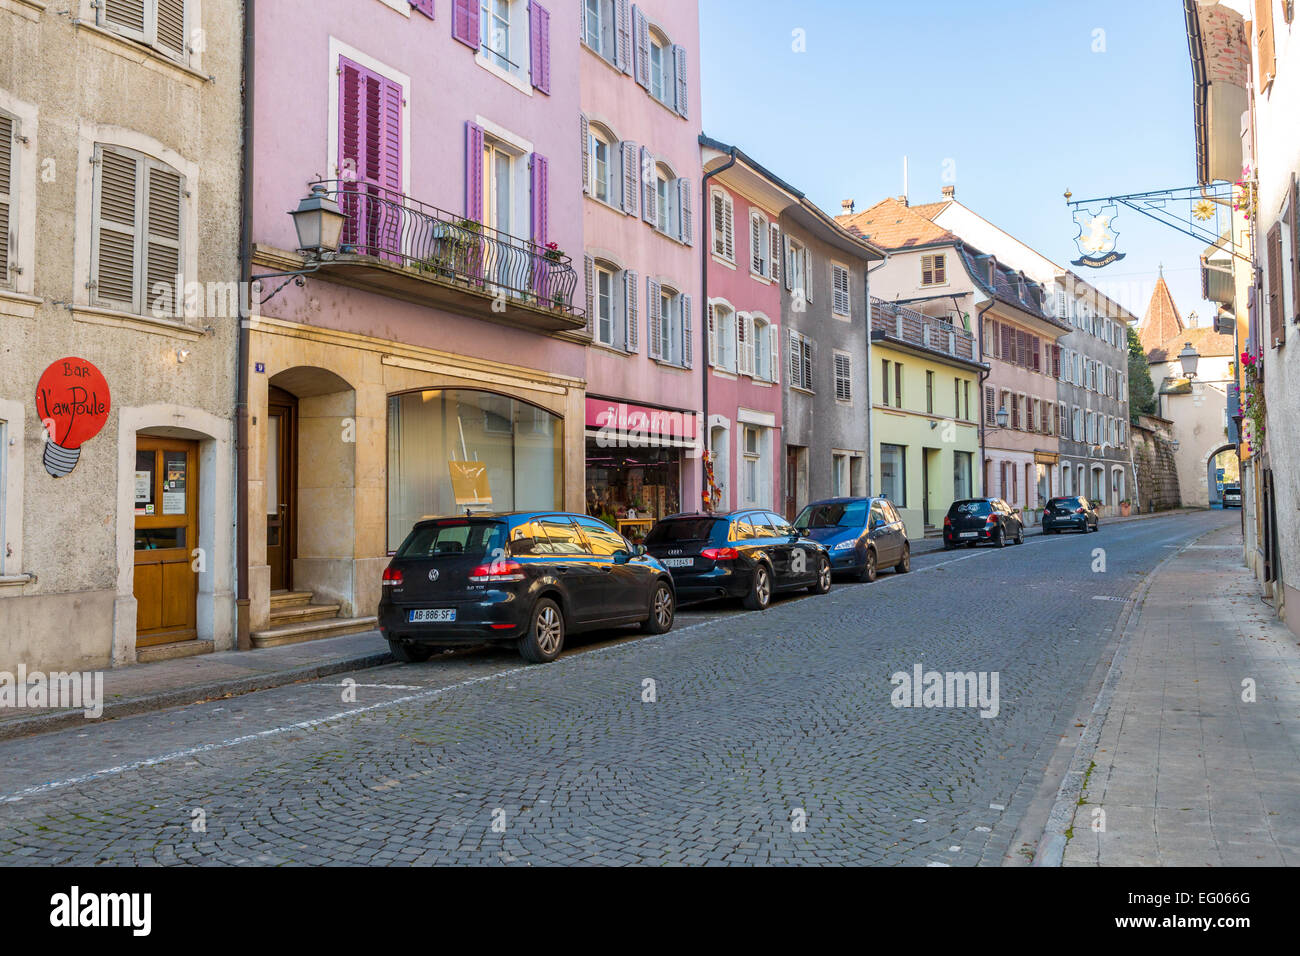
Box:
left=1202, top=443, right=1237, bottom=507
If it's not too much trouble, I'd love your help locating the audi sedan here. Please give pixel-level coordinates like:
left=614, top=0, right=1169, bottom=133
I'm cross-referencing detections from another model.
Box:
left=1042, top=496, right=1100, bottom=534
left=379, top=512, right=676, bottom=664
left=643, top=510, right=831, bottom=610
left=943, top=498, right=1025, bottom=548
left=793, top=497, right=911, bottom=582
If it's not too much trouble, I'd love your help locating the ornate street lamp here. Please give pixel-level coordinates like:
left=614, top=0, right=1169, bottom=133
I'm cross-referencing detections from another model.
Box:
left=1178, top=341, right=1201, bottom=379
left=996, top=406, right=1010, bottom=429
left=252, top=184, right=348, bottom=304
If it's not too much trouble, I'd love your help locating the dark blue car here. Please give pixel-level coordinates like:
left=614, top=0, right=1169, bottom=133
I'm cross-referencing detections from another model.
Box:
left=793, top=497, right=911, bottom=582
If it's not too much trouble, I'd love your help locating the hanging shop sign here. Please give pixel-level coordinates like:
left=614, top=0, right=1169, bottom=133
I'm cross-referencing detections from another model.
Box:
left=1071, top=204, right=1126, bottom=269
left=34, top=357, right=111, bottom=478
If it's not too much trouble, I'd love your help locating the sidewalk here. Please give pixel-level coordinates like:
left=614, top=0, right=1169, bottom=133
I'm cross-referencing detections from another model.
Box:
left=909, top=505, right=1207, bottom=555
left=1059, top=522, right=1300, bottom=865
left=0, top=630, right=389, bottom=741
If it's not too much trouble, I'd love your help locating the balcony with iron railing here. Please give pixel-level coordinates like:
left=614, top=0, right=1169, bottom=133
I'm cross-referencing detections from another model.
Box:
left=870, top=297, right=982, bottom=366
left=265, top=179, right=585, bottom=334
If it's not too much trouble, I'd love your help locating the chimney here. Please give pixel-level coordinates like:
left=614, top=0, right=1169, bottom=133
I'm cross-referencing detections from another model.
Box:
left=895, top=195, right=909, bottom=207
left=941, top=185, right=956, bottom=199
left=841, top=199, right=855, bottom=214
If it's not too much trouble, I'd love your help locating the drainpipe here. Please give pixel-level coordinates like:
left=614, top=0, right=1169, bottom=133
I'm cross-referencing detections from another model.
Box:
left=235, top=0, right=255, bottom=650
left=974, top=297, right=996, bottom=496
left=699, top=146, right=737, bottom=509
left=865, top=257, right=889, bottom=496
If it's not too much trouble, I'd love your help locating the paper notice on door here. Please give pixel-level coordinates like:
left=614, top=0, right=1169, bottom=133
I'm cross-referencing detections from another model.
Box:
left=449, top=460, right=492, bottom=506
left=162, top=491, right=186, bottom=515
left=135, top=471, right=151, bottom=504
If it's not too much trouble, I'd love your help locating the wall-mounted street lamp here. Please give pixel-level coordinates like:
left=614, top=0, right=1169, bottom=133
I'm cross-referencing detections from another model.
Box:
left=1178, top=341, right=1201, bottom=379
left=251, top=184, right=347, bottom=304
left=995, top=406, right=1010, bottom=429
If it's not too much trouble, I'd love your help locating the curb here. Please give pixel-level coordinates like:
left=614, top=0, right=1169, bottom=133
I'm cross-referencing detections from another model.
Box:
left=0, top=648, right=394, bottom=743
left=1031, top=520, right=1226, bottom=866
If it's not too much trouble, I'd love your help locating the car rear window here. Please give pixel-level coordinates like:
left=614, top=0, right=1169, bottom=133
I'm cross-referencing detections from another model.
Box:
left=796, top=501, right=867, bottom=529
left=397, top=520, right=506, bottom=559
left=646, top=517, right=722, bottom=545
left=949, top=500, right=991, bottom=517
left=1047, top=498, right=1081, bottom=511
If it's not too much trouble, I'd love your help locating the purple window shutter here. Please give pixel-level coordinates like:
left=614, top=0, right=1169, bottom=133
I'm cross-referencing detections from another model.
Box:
left=452, top=0, right=480, bottom=48
left=530, top=153, right=549, bottom=246
left=465, top=122, right=484, bottom=220
left=411, top=0, right=435, bottom=18
left=529, top=2, right=551, bottom=94
left=376, top=76, right=404, bottom=261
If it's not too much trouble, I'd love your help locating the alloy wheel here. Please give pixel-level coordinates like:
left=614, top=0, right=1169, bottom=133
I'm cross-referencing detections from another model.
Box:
left=534, top=604, right=563, bottom=656
left=653, top=587, right=673, bottom=629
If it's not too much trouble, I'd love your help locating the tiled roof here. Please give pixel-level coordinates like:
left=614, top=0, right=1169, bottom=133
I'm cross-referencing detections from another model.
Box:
left=905, top=201, right=953, bottom=222
left=835, top=198, right=956, bottom=249
left=959, top=246, right=1064, bottom=326
left=1139, top=277, right=1184, bottom=355
left=1148, top=325, right=1236, bottom=364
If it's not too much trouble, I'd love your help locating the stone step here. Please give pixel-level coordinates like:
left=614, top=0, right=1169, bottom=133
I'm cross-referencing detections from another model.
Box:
left=250, top=616, right=379, bottom=649
left=269, top=603, right=342, bottom=627
left=270, top=590, right=314, bottom=610
left=137, top=639, right=214, bottom=664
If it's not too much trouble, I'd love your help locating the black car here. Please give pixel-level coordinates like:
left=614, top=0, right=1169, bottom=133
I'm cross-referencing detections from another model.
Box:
left=1222, top=484, right=1242, bottom=508
left=379, top=512, right=676, bottom=664
left=793, top=497, right=911, bottom=582
left=1042, top=496, right=1100, bottom=534
left=943, top=497, right=1024, bottom=548
left=644, top=510, right=831, bottom=610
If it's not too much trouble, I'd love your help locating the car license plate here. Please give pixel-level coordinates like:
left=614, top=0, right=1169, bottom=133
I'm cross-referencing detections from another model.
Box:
left=661, top=557, right=693, bottom=568
left=409, top=609, right=455, bottom=623
left=960, top=532, right=977, bottom=539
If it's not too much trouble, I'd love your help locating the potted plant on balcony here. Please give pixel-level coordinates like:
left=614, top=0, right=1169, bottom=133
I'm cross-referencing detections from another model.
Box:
left=419, top=218, right=483, bottom=282
left=543, top=241, right=564, bottom=262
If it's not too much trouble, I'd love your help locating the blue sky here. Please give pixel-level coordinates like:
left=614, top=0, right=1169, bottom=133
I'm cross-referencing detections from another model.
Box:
left=699, top=0, right=1218, bottom=327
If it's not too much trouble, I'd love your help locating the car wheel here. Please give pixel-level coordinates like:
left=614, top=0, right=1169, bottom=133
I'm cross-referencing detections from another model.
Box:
left=642, top=582, right=674, bottom=634
left=387, top=639, right=433, bottom=663
left=518, top=598, right=565, bottom=663
left=858, top=548, right=878, bottom=583
left=742, top=563, right=773, bottom=610
left=1015, top=525, right=1024, bottom=545
left=943, top=540, right=956, bottom=551
left=994, top=527, right=1006, bottom=548
left=809, top=554, right=832, bottom=594
left=895, top=544, right=911, bottom=573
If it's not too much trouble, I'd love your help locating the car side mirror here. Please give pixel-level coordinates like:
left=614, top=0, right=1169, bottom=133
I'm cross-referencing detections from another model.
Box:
left=633, top=544, right=647, bottom=557
left=613, top=549, right=632, bottom=564
left=796, top=526, right=808, bottom=535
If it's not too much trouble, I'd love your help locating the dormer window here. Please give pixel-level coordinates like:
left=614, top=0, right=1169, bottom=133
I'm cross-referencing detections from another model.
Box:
left=921, top=253, right=946, bottom=286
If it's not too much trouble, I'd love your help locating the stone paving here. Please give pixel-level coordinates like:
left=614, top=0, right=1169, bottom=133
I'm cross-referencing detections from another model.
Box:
left=1062, top=521, right=1300, bottom=866
left=0, top=511, right=1234, bottom=865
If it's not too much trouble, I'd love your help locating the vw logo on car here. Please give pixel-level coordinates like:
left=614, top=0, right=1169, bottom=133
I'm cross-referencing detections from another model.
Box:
left=428, top=568, right=439, bottom=582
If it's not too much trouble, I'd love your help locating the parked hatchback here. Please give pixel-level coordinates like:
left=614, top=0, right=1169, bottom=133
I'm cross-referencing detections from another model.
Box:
left=943, top=498, right=1024, bottom=548
left=644, top=511, right=831, bottom=610
left=379, top=513, right=676, bottom=664
left=793, top=497, right=911, bottom=582
left=1042, top=496, right=1100, bottom=534
left=1222, top=484, right=1242, bottom=508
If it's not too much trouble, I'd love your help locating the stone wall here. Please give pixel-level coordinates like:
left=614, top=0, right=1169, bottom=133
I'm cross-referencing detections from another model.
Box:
left=1131, top=415, right=1182, bottom=512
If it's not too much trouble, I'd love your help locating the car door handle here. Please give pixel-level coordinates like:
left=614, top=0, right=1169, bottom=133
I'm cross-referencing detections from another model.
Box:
left=555, top=566, right=571, bottom=574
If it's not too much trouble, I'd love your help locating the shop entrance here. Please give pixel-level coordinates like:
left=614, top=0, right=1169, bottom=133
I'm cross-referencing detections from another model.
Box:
left=133, top=437, right=199, bottom=646
left=267, top=387, right=298, bottom=591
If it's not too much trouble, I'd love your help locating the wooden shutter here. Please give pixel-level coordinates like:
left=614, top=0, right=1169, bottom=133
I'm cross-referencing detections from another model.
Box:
left=465, top=122, right=484, bottom=220
left=640, top=146, right=655, bottom=224
left=769, top=224, right=781, bottom=283
left=530, top=152, right=548, bottom=246
left=985, top=385, right=995, bottom=425
left=580, top=115, right=590, bottom=195
left=921, top=255, right=935, bottom=285
left=1051, top=344, right=1061, bottom=378
left=625, top=270, right=639, bottom=352
left=632, top=6, right=651, bottom=89
left=833, top=265, right=850, bottom=315
left=677, top=178, right=692, bottom=245
left=835, top=353, right=851, bottom=401
left=788, top=330, right=800, bottom=384
left=0, top=113, right=12, bottom=286
left=621, top=141, right=639, bottom=216
left=1267, top=222, right=1283, bottom=347
left=101, top=0, right=146, bottom=41
left=1258, top=0, right=1277, bottom=89
left=682, top=295, right=693, bottom=367
left=1293, top=175, right=1300, bottom=324
left=411, top=0, right=435, bottom=18
left=145, top=161, right=183, bottom=316
left=615, top=0, right=632, bottom=72
left=751, top=214, right=764, bottom=274
left=647, top=277, right=662, bottom=358
left=804, top=338, right=816, bottom=392
left=1032, top=337, right=1041, bottom=372
left=584, top=255, right=595, bottom=336
left=803, top=247, right=812, bottom=302
left=933, top=254, right=946, bottom=284
left=672, top=44, right=689, bottom=118
left=530, top=2, right=551, bottom=94
left=452, top=0, right=480, bottom=49
left=92, top=146, right=142, bottom=312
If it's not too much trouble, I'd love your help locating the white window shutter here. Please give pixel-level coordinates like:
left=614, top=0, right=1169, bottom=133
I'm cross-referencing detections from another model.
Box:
left=750, top=215, right=763, bottom=275
left=641, top=146, right=655, bottom=225
left=671, top=43, right=689, bottom=118
left=101, top=0, right=147, bottom=41
left=625, top=270, right=639, bottom=352
left=144, top=161, right=184, bottom=317
left=743, top=313, right=756, bottom=375
left=803, top=247, right=813, bottom=302
left=783, top=235, right=792, bottom=290
left=92, top=146, right=142, bottom=313
left=769, top=224, right=781, bottom=283
left=723, top=195, right=734, bottom=260
left=580, top=116, right=590, bottom=195
left=707, top=301, right=718, bottom=367
left=584, top=255, right=595, bottom=336
left=155, top=0, right=187, bottom=61
left=620, top=141, right=638, bottom=216
left=615, top=0, right=632, bottom=73
left=768, top=324, right=779, bottom=384
left=647, top=277, right=662, bottom=359
left=682, top=295, right=693, bottom=367
left=788, top=330, right=800, bottom=384
left=677, top=177, right=692, bottom=245
left=632, top=6, right=650, bottom=90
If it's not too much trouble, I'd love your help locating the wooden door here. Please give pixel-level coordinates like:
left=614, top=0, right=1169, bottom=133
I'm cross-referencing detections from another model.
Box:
left=267, top=388, right=297, bottom=592
left=134, top=438, right=199, bottom=646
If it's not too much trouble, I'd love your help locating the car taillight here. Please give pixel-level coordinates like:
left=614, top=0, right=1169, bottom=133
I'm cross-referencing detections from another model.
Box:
left=985, top=514, right=998, bottom=523
left=469, top=560, right=525, bottom=583
left=382, top=567, right=403, bottom=587
left=1074, top=507, right=1086, bottom=514
left=943, top=516, right=951, bottom=528
left=701, top=547, right=739, bottom=561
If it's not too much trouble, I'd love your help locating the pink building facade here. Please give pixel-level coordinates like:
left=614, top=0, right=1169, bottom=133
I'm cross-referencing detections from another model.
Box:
left=244, top=0, right=589, bottom=647
left=579, top=0, right=703, bottom=542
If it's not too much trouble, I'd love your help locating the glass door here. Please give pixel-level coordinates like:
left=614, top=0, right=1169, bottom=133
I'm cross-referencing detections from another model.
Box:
left=133, top=438, right=199, bottom=646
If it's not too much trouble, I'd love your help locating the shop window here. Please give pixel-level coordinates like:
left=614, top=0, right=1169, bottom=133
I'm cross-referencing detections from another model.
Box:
left=586, top=438, right=682, bottom=544
left=880, top=443, right=906, bottom=507
left=386, top=390, right=563, bottom=551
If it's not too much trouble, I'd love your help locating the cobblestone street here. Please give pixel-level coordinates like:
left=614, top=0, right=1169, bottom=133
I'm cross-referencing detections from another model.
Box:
left=0, top=511, right=1236, bottom=865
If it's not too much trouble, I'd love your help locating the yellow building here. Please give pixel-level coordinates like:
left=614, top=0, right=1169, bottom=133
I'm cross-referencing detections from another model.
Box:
left=870, top=301, right=986, bottom=539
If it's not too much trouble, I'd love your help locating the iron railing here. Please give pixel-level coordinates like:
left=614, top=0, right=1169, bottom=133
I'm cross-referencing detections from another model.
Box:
left=314, top=179, right=580, bottom=317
